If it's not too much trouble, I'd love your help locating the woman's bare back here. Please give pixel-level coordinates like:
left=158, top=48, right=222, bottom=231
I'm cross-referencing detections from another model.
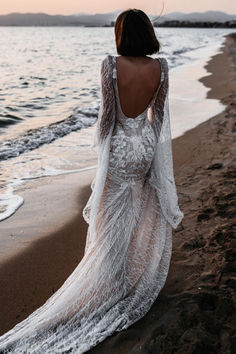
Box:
left=115, top=56, right=161, bottom=119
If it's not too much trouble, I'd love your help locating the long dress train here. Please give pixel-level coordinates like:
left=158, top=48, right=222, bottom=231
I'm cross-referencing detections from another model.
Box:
left=0, top=54, right=183, bottom=353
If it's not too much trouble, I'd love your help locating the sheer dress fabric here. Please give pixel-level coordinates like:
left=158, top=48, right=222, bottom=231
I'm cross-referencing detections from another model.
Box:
left=0, top=54, right=183, bottom=354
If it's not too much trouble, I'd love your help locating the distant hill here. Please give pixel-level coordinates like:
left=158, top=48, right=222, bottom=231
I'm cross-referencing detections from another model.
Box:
left=0, top=10, right=121, bottom=26
left=0, top=10, right=235, bottom=27
left=73, top=10, right=122, bottom=26
left=152, top=10, right=236, bottom=24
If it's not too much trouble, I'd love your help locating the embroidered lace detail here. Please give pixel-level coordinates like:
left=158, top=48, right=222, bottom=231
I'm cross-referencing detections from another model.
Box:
left=0, top=54, right=183, bottom=354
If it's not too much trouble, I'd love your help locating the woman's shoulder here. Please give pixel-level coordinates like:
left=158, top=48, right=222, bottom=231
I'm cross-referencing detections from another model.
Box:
left=149, top=56, right=168, bottom=82
left=101, top=54, right=114, bottom=63
left=102, top=54, right=168, bottom=65
left=154, top=56, right=168, bottom=66
left=100, top=54, right=168, bottom=75
left=100, top=55, right=115, bottom=71
left=160, top=56, right=169, bottom=69
left=154, top=56, right=169, bottom=78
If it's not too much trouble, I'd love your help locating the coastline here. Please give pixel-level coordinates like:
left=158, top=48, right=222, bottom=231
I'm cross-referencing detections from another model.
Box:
left=0, top=33, right=227, bottom=223
left=169, top=42, right=226, bottom=139
left=0, top=32, right=235, bottom=353
left=90, top=32, right=236, bottom=353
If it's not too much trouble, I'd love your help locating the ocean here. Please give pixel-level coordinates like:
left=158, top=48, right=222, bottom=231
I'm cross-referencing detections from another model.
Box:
left=0, top=27, right=234, bottom=221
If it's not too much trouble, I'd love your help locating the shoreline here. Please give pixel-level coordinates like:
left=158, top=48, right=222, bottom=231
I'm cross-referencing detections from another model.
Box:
left=90, top=32, right=236, bottom=353
left=0, top=34, right=227, bottom=224
left=0, top=35, right=227, bottom=224
left=169, top=41, right=226, bottom=139
left=0, top=38, right=226, bottom=242
left=0, top=32, right=235, bottom=352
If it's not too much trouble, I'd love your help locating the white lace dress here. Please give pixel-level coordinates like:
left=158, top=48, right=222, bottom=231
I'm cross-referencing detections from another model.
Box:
left=0, top=55, right=183, bottom=354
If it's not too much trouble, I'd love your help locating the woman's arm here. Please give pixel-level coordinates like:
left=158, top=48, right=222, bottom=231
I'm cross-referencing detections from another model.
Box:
left=94, top=55, right=116, bottom=146
left=147, top=58, right=184, bottom=229
left=149, top=58, right=169, bottom=140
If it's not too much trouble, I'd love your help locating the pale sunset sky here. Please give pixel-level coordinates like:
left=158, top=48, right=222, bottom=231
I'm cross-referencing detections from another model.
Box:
left=0, top=0, right=235, bottom=15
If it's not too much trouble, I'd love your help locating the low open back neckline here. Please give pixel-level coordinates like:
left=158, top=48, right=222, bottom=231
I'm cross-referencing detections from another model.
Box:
left=113, top=55, right=163, bottom=120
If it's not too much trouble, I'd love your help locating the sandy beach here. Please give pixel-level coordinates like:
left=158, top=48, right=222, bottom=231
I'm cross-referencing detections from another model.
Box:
left=0, top=32, right=235, bottom=353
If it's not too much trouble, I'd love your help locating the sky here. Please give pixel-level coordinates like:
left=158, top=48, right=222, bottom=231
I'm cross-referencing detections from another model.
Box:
left=0, top=0, right=236, bottom=16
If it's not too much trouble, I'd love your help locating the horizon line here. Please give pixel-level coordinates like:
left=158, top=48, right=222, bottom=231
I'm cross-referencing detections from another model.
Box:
left=0, top=10, right=235, bottom=16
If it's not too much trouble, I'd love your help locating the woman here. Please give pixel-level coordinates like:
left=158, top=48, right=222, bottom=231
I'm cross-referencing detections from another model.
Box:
left=0, top=8, right=183, bottom=354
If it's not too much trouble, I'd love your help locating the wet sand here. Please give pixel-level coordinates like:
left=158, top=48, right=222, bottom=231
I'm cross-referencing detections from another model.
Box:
left=0, top=32, right=235, bottom=353
left=90, top=32, right=236, bottom=354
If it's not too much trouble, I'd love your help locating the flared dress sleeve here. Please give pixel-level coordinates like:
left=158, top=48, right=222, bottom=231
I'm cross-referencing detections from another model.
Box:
left=83, top=55, right=116, bottom=234
left=147, top=57, right=184, bottom=229
left=92, top=55, right=116, bottom=149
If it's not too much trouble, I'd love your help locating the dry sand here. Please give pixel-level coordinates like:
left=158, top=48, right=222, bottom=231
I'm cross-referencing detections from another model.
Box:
left=89, top=32, right=236, bottom=354
left=0, top=32, right=235, bottom=353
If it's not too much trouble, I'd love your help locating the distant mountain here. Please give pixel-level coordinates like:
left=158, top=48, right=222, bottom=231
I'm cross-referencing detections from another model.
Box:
left=73, top=12, right=90, bottom=16
left=0, top=13, right=82, bottom=26
left=71, top=10, right=122, bottom=26
left=0, top=10, right=235, bottom=27
left=0, top=10, right=122, bottom=26
left=153, top=10, right=236, bottom=24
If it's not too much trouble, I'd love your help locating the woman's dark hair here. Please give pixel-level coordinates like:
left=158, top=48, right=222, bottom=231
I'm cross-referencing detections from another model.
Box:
left=114, top=9, right=161, bottom=57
